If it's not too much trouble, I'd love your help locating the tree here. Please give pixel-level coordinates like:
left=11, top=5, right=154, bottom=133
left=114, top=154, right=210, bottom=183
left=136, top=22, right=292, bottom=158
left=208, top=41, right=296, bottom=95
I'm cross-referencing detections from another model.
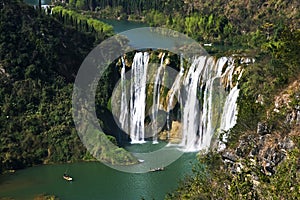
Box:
left=76, top=0, right=86, bottom=10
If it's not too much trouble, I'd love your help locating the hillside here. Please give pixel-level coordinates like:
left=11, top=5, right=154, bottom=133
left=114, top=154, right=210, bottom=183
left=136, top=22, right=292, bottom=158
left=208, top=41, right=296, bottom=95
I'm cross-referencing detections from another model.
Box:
left=0, top=0, right=95, bottom=172
left=184, top=0, right=299, bottom=30
left=0, top=0, right=135, bottom=173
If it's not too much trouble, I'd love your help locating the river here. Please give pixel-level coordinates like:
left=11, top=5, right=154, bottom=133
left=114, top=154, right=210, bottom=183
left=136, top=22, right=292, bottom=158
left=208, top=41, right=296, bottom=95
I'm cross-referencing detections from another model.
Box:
left=100, top=19, right=189, bottom=49
left=0, top=148, right=197, bottom=200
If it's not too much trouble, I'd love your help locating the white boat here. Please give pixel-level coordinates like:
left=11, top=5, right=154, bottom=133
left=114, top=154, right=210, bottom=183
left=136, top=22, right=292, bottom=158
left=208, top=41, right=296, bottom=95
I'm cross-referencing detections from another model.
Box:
left=149, top=167, right=164, bottom=172
left=63, top=174, right=73, bottom=181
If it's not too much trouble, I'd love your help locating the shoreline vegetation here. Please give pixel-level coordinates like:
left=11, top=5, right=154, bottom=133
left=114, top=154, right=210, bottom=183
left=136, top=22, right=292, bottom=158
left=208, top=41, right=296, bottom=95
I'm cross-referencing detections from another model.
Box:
left=1, top=0, right=300, bottom=199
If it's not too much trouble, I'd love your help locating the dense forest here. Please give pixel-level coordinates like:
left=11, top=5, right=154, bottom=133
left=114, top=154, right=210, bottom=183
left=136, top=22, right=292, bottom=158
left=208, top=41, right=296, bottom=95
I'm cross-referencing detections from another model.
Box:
left=0, top=0, right=135, bottom=174
left=1, top=0, right=300, bottom=199
left=0, top=0, right=94, bottom=173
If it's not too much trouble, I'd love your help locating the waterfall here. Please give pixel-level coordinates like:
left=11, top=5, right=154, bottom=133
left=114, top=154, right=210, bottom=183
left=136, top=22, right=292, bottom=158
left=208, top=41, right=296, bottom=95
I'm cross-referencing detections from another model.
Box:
left=219, top=65, right=244, bottom=150
left=220, top=85, right=240, bottom=132
left=129, top=52, right=149, bottom=144
left=163, top=55, right=242, bottom=152
left=198, top=57, right=217, bottom=149
left=117, top=52, right=243, bottom=151
left=119, top=57, right=129, bottom=133
left=166, top=54, right=184, bottom=137
left=180, top=56, right=205, bottom=151
left=179, top=56, right=230, bottom=152
left=151, top=53, right=165, bottom=144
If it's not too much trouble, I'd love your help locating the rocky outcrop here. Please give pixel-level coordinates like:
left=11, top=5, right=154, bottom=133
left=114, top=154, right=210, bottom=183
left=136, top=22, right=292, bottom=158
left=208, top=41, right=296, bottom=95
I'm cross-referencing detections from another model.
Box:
left=222, top=131, right=295, bottom=176
left=273, top=79, right=300, bottom=125
left=221, top=79, right=299, bottom=174
left=222, top=151, right=238, bottom=163
left=257, top=122, right=269, bottom=135
left=159, top=121, right=182, bottom=143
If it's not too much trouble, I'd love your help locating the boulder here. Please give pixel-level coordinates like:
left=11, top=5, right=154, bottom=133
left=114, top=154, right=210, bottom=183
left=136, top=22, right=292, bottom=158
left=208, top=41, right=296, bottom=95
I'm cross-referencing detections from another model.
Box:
left=257, top=122, right=269, bottom=135
left=159, top=121, right=182, bottom=143
left=222, top=151, right=238, bottom=162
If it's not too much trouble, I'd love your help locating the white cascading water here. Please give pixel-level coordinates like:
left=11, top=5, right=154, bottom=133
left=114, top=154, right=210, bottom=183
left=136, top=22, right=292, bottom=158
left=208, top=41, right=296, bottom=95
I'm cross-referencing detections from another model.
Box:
left=129, top=52, right=149, bottom=143
left=218, top=65, right=245, bottom=151
left=220, top=85, right=240, bottom=132
left=151, top=53, right=165, bottom=144
left=118, top=52, right=243, bottom=151
left=180, top=56, right=206, bottom=151
left=179, top=56, right=234, bottom=152
left=166, top=54, right=184, bottom=137
left=119, top=57, right=129, bottom=133
left=198, top=57, right=221, bottom=149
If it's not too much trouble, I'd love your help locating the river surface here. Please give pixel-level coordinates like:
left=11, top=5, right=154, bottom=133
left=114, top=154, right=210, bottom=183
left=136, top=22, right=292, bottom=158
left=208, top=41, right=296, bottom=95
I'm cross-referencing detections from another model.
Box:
left=0, top=147, right=196, bottom=200
left=100, top=19, right=191, bottom=49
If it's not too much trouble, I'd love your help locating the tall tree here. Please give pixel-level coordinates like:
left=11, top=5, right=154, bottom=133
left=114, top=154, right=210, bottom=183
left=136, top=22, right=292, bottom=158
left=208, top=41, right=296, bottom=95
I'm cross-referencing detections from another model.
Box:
left=38, top=0, right=41, bottom=13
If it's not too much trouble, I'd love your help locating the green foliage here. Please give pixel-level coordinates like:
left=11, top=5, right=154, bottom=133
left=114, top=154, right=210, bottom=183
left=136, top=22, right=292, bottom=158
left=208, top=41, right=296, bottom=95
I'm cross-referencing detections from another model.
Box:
left=260, top=149, right=300, bottom=199
left=227, top=28, right=300, bottom=147
left=166, top=152, right=230, bottom=200
left=0, top=0, right=117, bottom=172
left=69, top=0, right=76, bottom=7
left=51, top=6, right=113, bottom=41
left=80, top=125, right=137, bottom=165
left=144, top=11, right=235, bottom=43
left=75, top=0, right=86, bottom=10
left=89, top=0, right=183, bottom=15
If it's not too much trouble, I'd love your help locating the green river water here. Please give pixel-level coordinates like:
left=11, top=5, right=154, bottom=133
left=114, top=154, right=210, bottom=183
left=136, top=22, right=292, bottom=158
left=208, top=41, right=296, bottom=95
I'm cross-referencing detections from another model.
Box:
left=0, top=145, right=197, bottom=200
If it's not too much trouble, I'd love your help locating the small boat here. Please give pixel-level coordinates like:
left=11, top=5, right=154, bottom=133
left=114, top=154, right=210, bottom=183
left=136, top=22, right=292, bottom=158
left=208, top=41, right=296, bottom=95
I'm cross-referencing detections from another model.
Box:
left=203, top=43, right=213, bottom=47
left=63, top=174, right=73, bottom=181
left=149, top=167, right=164, bottom=172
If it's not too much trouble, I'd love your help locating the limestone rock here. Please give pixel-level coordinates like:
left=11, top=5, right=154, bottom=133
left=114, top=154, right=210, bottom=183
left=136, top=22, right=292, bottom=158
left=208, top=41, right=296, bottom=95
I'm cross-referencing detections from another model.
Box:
left=159, top=121, right=182, bottom=143
left=257, top=122, right=269, bottom=135
left=222, top=151, right=238, bottom=162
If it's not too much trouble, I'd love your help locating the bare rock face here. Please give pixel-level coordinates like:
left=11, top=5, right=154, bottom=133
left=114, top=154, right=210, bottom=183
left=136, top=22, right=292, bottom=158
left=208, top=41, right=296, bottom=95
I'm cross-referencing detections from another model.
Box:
left=164, top=89, right=179, bottom=111
left=159, top=121, right=182, bottom=143
left=223, top=130, right=295, bottom=176
left=257, top=122, right=269, bottom=135
left=222, top=151, right=238, bottom=163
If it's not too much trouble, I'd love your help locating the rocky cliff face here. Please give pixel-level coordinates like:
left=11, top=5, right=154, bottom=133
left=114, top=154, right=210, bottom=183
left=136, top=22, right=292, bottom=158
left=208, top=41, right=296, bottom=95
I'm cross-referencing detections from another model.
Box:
left=221, top=78, right=300, bottom=178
